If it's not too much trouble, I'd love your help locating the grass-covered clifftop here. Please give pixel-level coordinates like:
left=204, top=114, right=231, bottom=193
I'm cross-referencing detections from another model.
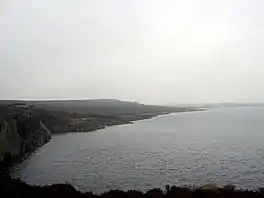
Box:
left=0, top=100, right=197, bottom=163
left=0, top=99, right=192, bottom=115
left=0, top=100, right=197, bottom=134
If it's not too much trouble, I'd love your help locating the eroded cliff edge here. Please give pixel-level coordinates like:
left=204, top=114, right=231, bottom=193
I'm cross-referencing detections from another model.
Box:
left=0, top=105, right=51, bottom=164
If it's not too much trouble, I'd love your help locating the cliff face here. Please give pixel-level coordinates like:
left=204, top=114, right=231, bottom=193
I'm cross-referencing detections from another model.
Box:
left=0, top=105, right=51, bottom=163
left=0, top=119, right=22, bottom=161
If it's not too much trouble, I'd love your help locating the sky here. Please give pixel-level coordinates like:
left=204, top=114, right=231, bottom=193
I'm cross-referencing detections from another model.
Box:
left=1, top=0, right=264, bottom=104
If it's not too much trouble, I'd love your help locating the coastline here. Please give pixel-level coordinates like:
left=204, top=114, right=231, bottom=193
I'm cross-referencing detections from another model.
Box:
left=52, top=109, right=205, bottom=134
left=50, top=113, right=162, bottom=133
left=92, top=108, right=206, bottom=130
left=0, top=106, right=203, bottom=167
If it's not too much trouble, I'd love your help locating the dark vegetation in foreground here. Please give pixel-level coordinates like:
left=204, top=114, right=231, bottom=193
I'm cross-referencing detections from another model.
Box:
left=1, top=172, right=264, bottom=198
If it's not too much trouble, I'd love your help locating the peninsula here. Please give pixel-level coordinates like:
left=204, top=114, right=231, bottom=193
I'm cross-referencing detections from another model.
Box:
left=0, top=99, right=199, bottom=164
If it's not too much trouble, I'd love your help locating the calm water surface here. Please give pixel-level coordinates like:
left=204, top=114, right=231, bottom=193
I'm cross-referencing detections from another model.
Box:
left=10, top=107, right=264, bottom=192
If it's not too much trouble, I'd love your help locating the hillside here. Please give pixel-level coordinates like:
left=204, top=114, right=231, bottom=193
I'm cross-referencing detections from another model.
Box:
left=0, top=99, right=190, bottom=115
left=0, top=100, right=196, bottom=164
left=0, top=100, right=195, bottom=134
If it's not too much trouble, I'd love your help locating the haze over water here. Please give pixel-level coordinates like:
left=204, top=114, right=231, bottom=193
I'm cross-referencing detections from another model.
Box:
left=11, top=107, right=264, bottom=192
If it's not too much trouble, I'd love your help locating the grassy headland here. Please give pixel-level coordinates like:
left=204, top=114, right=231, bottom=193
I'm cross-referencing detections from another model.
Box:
left=0, top=100, right=200, bottom=164
left=0, top=99, right=199, bottom=133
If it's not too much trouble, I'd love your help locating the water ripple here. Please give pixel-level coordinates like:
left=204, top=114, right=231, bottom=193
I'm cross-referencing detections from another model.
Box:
left=10, top=107, right=264, bottom=193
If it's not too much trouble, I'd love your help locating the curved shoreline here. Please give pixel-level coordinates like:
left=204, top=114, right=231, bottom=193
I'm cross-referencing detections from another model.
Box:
left=54, top=109, right=206, bottom=134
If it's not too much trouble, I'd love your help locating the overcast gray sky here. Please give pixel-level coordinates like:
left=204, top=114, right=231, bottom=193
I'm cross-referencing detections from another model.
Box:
left=1, top=0, right=264, bottom=104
